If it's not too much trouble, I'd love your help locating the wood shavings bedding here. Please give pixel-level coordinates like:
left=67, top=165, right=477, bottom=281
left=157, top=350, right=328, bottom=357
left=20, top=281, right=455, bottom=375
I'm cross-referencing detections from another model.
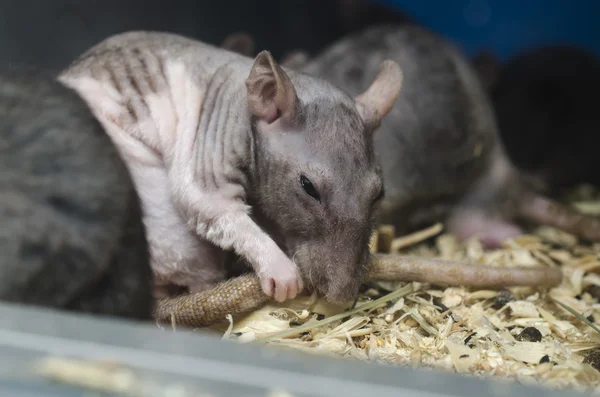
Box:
left=214, top=185, right=600, bottom=393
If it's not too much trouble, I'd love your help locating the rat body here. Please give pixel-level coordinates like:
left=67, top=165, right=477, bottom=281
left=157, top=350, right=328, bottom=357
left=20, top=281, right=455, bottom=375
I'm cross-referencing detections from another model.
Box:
left=58, top=31, right=403, bottom=304
left=0, top=69, right=153, bottom=320
left=474, top=45, right=600, bottom=195
left=286, top=24, right=600, bottom=248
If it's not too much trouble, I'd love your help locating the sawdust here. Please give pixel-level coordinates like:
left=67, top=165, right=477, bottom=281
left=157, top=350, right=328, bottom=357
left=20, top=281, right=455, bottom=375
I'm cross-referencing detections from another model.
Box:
left=212, top=185, right=600, bottom=393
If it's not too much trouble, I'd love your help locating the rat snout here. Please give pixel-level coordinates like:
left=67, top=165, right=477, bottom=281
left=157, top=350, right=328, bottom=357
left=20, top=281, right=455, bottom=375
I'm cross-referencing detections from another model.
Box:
left=292, top=226, right=372, bottom=304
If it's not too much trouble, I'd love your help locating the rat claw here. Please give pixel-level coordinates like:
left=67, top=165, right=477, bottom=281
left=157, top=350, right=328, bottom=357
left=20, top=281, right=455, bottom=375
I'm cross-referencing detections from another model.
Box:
left=274, top=284, right=287, bottom=302
left=287, top=282, right=297, bottom=301
left=259, top=258, right=302, bottom=302
left=261, top=278, right=275, bottom=297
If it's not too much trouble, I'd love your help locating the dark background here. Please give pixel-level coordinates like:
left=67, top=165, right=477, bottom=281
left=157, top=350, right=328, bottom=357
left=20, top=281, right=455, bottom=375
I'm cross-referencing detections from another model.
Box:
left=1, top=0, right=598, bottom=74
left=0, top=0, right=408, bottom=73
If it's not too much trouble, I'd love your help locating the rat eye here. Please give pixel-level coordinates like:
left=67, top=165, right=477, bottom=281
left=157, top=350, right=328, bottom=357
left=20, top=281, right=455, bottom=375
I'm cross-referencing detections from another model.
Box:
left=374, top=186, right=385, bottom=202
left=300, top=175, right=320, bottom=202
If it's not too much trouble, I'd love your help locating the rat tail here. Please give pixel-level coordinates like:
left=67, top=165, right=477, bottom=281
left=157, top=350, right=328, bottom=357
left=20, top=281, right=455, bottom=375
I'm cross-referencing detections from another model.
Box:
left=370, top=254, right=563, bottom=288
left=518, top=192, right=600, bottom=242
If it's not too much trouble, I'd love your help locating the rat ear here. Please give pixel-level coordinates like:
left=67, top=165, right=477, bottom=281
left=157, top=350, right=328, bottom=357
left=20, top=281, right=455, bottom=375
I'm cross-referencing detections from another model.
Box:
left=246, top=50, right=298, bottom=124
left=221, top=32, right=255, bottom=57
left=281, top=50, right=310, bottom=69
left=355, top=60, right=403, bottom=131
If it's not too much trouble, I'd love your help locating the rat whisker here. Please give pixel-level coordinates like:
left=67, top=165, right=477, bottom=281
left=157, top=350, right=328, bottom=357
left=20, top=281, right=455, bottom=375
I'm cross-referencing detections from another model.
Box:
left=291, top=249, right=300, bottom=265
left=307, top=258, right=316, bottom=290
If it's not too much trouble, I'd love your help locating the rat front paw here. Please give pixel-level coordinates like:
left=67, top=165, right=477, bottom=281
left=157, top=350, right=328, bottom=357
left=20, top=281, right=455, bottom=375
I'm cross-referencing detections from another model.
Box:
left=259, top=259, right=304, bottom=303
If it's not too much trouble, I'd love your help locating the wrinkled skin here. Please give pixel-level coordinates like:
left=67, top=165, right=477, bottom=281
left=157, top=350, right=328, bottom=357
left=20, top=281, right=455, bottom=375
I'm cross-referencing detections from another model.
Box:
left=59, top=31, right=403, bottom=304
left=247, top=94, right=384, bottom=302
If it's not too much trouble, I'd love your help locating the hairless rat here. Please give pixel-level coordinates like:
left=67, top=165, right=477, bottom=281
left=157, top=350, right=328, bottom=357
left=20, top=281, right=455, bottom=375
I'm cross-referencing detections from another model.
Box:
left=282, top=24, right=600, bottom=249
left=0, top=68, right=153, bottom=320
left=58, top=30, right=403, bottom=304
left=473, top=45, right=600, bottom=195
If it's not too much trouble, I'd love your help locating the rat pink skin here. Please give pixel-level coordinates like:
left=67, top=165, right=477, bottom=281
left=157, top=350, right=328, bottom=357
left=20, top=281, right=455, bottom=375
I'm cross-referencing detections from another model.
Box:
left=58, top=33, right=302, bottom=302
left=58, top=31, right=402, bottom=303
left=446, top=210, right=523, bottom=249
left=443, top=145, right=527, bottom=249
left=56, top=68, right=239, bottom=299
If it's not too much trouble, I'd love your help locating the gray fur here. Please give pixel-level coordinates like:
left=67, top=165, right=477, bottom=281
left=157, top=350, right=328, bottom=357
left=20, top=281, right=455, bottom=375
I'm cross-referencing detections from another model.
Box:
left=0, top=69, right=154, bottom=320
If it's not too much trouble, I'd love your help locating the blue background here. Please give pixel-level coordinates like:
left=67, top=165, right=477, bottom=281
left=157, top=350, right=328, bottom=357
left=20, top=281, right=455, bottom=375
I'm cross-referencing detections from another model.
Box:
left=377, top=0, right=600, bottom=61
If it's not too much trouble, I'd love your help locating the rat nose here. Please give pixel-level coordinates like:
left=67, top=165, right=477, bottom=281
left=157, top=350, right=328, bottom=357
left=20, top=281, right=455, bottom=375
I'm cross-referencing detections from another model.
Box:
left=293, top=217, right=373, bottom=303
left=322, top=228, right=372, bottom=303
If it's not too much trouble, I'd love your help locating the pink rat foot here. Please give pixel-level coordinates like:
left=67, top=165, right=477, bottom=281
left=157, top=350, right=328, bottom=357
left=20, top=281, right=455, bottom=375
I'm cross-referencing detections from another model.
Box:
left=447, top=210, right=524, bottom=249
left=258, top=256, right=304, bottom=302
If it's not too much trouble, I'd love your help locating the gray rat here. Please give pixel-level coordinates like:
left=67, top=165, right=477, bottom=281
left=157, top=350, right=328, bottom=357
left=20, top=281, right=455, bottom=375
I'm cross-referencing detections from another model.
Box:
left=58, top=30, right=403, bottom=304
left=284, top=24, right=600, bottom=249
left=473, top=45, right=600, bottom=195
left=0, top=67, right=154, bottom=321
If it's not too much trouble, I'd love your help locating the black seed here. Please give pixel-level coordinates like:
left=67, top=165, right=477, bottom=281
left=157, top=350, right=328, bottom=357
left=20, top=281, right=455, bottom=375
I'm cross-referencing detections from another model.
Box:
left=539, top=355, right=550, bottom=364
left=459, top=354, right=469, bottom=359
left=464, top=332, right=477, bottom=345
left=588, top=314, right=595, bottom=323
left=516, top=327, right=543, bottom=342
left=433, top=298, right=449, bottom=313
left=492, top=290, right=514, bottom=310
left=583, top=348, right=600, bottom=372
left=583, top=285, right=600, bottom=301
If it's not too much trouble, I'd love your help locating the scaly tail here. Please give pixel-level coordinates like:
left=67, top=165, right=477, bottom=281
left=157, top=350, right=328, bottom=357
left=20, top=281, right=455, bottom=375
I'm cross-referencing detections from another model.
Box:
left=370, top=254, right=563, bottom=288
left=155, top=254, right=563, bottom=328
left=518, top=193, right=600, bottom=242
